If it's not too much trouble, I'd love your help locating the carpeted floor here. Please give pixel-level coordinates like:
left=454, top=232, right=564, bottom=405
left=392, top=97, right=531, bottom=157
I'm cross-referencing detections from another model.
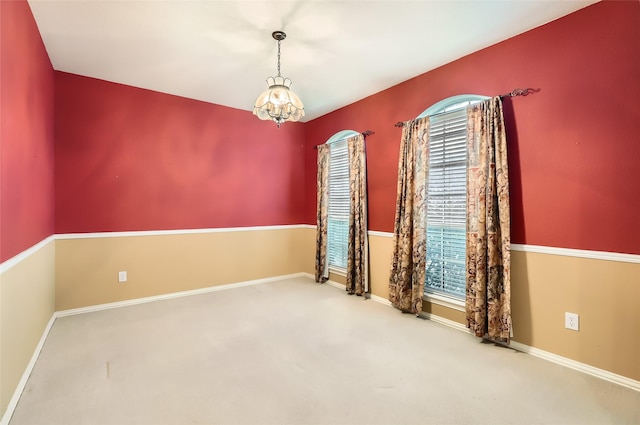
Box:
left=9, top=277, right=640, bottom=425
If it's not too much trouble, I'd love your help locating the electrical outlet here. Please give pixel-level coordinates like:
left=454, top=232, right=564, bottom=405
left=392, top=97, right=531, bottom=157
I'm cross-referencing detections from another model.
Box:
left=118, top=271, right=127, bottom=283
left=565, top=312, right=579, bottom=331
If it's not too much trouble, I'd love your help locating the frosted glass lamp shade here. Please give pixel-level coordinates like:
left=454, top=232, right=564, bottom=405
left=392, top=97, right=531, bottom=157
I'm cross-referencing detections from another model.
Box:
left=253, top=76, right=305, bottom=127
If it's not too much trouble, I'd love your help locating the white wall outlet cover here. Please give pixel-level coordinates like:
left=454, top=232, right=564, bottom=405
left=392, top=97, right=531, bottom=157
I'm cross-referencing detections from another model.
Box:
left=565, top=312, right=579, bottom=331
left=118, top=271, right=127, bottom=282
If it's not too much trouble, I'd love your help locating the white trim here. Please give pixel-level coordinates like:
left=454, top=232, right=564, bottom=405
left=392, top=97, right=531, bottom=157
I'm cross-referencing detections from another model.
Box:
left=326, top=130, right=360, bottom=145
left=423, top=293, right=465, bottom=312
left=310, top=275, right=640, bottom=392
left=0, top=272, right=309, bottom=425
left=1, top=226, right=315, bottom=273
left=509, top=341, right=640, bottom=392
left=292, top=224, right=393, bottom=238
left=420, top=312, right=471, bottom=333
left=301, top=227, right=639, bottom=263
left=5, top=271, right=635, bottom=425
left=362, top=280, right=640, bottom=393
left=363, top=236, right=640, bottom=264
left=511, top=244, right=640, bottom=264
left=370, top=293, right=392, bottom=307
left=55, top=224, right=308, bottom=240
left=300, top=226, right=393, bottom=239
left=418, top=94, right=489, bottom=118
left=368, top=230, right=393, bottom=238
left=0, top=314, right=56, bottom=425
left=328, top=277, right=640, bottom=392
left=307, top=275, right=391, bottom=306
left=56, top=273, right=306, bottom=317
left=421, top=311, right=640, bottom=393
left=324, top=279, right=345, bottom=291
left=328, top=267, right=347, bottom=278
left=0, top=235, right=55, bottom=275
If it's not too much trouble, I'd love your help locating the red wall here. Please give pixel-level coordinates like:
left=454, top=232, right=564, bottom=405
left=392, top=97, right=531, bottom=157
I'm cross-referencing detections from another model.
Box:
left=304, top=0, right=640, bottom=256
left=55, top=73, right=306, bottom=233
left=0, top=0, right=55, bottom=263
left=4, top=0, right=638, bottom=258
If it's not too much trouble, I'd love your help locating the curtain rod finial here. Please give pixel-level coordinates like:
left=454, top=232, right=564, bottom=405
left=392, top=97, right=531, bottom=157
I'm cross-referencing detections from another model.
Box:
left=502, top=88, right=540, bottom=98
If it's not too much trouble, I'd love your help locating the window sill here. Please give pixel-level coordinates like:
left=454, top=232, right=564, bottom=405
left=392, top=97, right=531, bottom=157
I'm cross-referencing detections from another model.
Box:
left=423, top=293, right=465, bottom=312
left=328, top=267, right=347, bottom=277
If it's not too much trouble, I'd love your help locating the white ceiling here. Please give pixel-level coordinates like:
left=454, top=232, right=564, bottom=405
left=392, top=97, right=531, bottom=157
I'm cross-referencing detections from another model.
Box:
left=28, top=0, right=597, bottom=121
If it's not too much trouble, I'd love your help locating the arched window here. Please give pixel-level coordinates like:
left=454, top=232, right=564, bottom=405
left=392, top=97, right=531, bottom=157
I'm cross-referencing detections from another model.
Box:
left=326, top=130, right=359, bottom=271
left=421, top=95, right=487, bottom=301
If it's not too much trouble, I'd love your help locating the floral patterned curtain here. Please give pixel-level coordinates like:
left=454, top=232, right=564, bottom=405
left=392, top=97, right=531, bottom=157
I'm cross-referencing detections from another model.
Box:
left=346, top=134, right=369, bottom=296
left=389, top=117, right=430, bottom=314
left=466, top=96, right=512, bottom=343
left=315, top=144, right=330, bottom=283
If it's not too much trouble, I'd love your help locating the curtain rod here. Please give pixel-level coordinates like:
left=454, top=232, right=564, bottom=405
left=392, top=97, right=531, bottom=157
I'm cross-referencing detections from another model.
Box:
left=499, top=87, right=540, bottom=98
left=394, top=87, right=540, bottom=127
left=313, top=130, right=374, bottom=149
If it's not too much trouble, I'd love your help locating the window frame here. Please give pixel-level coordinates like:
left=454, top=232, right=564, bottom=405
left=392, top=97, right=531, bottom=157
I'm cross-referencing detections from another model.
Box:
left=419, top=95, right=489, bottom=310
left=325, top=130, right=360, bottom=275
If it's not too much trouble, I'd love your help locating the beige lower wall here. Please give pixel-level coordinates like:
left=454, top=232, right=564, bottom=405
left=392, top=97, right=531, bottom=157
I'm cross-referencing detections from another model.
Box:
left=0, top=239, right=56, bottom=418
left=313, top=229, right=640, bottom=382
left=369, top=235, right=392, bottom=300
left=423, top=303, right=467, bottom=324
left=301, top=230, right=393, bottom=300
left=56, top=227, right=314, bottom=311
left=511, top=250, right=640, bottom=381
left=2, top=226, right=639, bottom=421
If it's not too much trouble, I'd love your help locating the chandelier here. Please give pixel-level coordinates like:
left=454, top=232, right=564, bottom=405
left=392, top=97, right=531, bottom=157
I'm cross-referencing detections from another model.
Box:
left=253, top=31, right=305, bottom=127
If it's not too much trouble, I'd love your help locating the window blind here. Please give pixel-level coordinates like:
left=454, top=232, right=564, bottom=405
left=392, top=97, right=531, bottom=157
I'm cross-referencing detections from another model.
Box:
left=425, top=108, right=467, bottom=298
left=327, top=140, right=349, bottom=270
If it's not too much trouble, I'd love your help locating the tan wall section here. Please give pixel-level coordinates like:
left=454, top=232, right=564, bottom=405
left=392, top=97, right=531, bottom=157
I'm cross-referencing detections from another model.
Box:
left=0, top=240, right=56, bottom=417
left=511, top=250, right=640, bottom=381
left=331, top=231, right=640, bottom=382
left=369, top=234, right=392, bottom=300
left=55, top=227, right=312, bottom=311
left=370, top=233, right=465, bottom=323
left=301, top=231, right=392, bottom=300
left=299, top=227, right=316, bottom=276
left=422, top=303, right=466, bottom=324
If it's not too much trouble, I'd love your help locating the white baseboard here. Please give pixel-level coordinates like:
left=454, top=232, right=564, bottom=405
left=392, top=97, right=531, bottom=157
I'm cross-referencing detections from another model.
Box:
left=509, top=341, right=640, bottom=392
left=310, top=276, right=640, bottom=393
left=0, top=314, right=56, bottom=425
left=420, top=311, right=470, bottom=333
left=305, top=273, right=393, bottom=307
left=3, top=272, right=637, bottom=425
left=301, top=272, right=345, bottom=292
left=370, top=293, right=392, bottom=307
left=359, top=284, right=640, bottom=392
left=325, top=279, right=345, bottom=291
left=0, top=272, right=306, bottom=425
left=417, top=311, right=639, bottom=391
left=56, top=273, right=305, bottom=317
left=304, top=271, right=639, bottom=392
left=418, top=307, right=640, bottom=392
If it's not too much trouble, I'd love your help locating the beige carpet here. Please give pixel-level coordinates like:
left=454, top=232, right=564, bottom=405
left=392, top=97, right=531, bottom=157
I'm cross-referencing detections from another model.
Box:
left=9, top=277, right=640, bottom=425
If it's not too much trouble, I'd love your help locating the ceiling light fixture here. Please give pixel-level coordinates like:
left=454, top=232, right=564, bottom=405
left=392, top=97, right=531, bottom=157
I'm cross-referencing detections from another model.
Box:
left=253, top=31, right=304, bottom=128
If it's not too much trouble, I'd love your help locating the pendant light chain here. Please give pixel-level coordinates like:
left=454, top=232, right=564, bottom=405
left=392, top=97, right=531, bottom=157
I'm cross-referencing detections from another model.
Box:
left=276, top=39, right=281, bottom=77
